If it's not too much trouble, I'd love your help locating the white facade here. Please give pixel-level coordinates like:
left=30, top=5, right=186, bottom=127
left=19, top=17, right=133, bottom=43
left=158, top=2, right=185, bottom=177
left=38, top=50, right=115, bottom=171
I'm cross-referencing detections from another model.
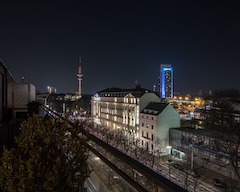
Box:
left=140, top=102, right=180, bottom=152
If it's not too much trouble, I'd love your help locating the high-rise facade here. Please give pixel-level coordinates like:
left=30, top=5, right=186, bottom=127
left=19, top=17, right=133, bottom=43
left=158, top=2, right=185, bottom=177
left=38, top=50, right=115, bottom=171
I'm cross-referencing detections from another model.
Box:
left=159, top=64, right=173, bottom=98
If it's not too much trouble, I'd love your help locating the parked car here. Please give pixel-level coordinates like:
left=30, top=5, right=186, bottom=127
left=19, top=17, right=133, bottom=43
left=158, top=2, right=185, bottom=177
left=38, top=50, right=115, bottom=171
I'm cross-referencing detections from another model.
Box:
left=213, top=178, right=224, bottom=188
left=172, top=163, right=184, bottom=171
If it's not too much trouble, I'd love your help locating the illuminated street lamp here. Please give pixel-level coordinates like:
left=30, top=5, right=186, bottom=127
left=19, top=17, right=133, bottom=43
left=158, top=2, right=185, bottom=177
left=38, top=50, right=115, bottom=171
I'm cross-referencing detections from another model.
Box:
left=189, top=144, right=194, bottom=170
left=166, top=146, right=172, bottom=179
left=166, top=145, right=172, bottom=156
left=95, top=157, right=100, bottom=161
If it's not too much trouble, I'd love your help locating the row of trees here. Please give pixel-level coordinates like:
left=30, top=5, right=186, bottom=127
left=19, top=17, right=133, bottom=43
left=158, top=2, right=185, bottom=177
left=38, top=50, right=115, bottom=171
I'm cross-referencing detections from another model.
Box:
left=87, top=123, right=203, bottom=191
left=202, top=100, right=240, bottom=181
left=0, top=115, right=90, bottom=192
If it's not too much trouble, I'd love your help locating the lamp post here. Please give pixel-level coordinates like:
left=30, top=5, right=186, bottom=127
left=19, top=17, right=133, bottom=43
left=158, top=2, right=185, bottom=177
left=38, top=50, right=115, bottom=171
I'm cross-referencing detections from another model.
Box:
left=166, top=145, right=172, bottom=160
left=166, top=146, right=172, bottom=179
left=189, top=144, right=194, bottom=170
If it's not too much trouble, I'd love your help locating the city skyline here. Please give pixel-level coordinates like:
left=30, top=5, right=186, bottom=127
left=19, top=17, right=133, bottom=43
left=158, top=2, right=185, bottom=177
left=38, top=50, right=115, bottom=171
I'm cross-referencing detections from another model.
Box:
left=1, top=1, right=240, bottom=94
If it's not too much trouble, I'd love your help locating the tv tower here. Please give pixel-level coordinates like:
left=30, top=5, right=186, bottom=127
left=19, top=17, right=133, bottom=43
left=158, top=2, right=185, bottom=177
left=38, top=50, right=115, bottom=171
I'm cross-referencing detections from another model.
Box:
left=77, top=56, right=83, bottom=97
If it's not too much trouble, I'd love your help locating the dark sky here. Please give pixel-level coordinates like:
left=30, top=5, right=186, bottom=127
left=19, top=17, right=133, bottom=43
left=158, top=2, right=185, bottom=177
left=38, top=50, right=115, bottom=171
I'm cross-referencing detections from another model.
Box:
left=1, top=0, right=240, bottom=95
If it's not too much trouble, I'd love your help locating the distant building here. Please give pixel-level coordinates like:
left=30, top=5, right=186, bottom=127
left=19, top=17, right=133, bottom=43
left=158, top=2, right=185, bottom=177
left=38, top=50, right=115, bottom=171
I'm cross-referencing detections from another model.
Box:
left=140, top=102, right=180, bottom=152
left=169, top=127, right=239, bottom=180
left=47, top=86, right=57, bottom=94
left=159, top=64, right=173, bottom=98
left=167, top=96, right=206, bottom=121
left=91, top=87, right=161, bottom=137
left=37, top=93, right=91, bottom=117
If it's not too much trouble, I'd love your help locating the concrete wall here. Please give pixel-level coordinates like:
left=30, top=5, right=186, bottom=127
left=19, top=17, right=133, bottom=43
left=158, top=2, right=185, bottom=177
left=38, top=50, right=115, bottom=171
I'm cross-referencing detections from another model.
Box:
left=156, top=104, right=180, bottom=146
left=12, top=83, right=36, bottom=118
left=13, top=84, right=35, bottom=109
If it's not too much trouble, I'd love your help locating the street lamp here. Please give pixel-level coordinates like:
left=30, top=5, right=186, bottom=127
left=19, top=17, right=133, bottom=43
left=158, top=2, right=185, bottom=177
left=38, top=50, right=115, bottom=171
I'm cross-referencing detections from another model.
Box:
left=189, top=144, right=194, bottom=170
left=166, top=145, right=172, bottom=159
left=94, top=157, right=100, bottom=161
left=166, top=146, right=172, bottom=179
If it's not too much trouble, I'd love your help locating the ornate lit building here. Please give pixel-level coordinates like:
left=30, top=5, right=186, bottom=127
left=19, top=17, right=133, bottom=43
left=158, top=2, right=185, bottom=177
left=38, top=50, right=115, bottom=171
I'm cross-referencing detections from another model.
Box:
left=91, top=87, right=161, bottom=137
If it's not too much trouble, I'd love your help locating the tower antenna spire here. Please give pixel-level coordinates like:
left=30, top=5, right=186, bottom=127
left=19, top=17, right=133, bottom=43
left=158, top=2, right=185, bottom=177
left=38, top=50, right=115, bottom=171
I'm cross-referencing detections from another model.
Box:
left=77, top=56, right=83, bottom=97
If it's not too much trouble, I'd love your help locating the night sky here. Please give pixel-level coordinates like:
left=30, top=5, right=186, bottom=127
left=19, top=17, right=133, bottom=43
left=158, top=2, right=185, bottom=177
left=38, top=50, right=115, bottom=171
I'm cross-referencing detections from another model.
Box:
left=1, top=0, right=240, bottom=95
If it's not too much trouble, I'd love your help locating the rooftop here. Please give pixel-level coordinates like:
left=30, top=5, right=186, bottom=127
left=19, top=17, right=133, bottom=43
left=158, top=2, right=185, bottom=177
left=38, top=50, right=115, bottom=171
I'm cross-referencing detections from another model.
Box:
left=140, top=102, right=168, bottom=115
left=98, top=86, right=159, bottom=98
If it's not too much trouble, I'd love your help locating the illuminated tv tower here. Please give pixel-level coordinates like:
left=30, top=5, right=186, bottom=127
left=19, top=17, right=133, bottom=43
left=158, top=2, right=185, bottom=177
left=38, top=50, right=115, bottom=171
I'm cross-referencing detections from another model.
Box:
left=77, top=56, right=83, bottom=97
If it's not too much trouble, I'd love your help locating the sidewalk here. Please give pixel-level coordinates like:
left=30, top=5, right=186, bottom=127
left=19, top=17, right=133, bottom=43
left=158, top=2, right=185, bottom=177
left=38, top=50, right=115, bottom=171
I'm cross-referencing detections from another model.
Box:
left=170, top=156, right=240, bottom=192
left=199, top=166, right=239, bottom=192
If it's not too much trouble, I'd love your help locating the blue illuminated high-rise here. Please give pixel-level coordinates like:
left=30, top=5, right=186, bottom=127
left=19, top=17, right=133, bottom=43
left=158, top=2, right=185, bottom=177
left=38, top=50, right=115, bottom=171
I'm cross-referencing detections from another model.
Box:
left=159, top=64, right=173, bottom=98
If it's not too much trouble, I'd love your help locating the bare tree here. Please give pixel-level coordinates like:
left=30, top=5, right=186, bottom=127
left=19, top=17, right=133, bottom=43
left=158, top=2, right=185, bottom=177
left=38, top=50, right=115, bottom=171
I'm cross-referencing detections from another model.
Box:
left=203, top=100, right=240, bottom=181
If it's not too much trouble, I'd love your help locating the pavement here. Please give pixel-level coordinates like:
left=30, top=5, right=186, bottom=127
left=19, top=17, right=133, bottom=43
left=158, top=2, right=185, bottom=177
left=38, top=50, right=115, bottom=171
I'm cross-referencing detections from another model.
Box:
left=169, top=156, right=240, bottom=192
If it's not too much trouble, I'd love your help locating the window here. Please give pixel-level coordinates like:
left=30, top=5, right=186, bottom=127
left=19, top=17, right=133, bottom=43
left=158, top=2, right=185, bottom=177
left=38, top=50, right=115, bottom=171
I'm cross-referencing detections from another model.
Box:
left=151, top=134, right=154, bottom=141
left=151, top=125, right=154, bottom=129
left=146, top=124, right=149, bottom=128
left=151, top=144, right=154, bottom=150
left=151, top=117, right=154, bottom=120
left=142, top=122, right=144, bottom=127
left=147, top=132, right=148, bottom=138
left=142, top=131, right=144, bottom=137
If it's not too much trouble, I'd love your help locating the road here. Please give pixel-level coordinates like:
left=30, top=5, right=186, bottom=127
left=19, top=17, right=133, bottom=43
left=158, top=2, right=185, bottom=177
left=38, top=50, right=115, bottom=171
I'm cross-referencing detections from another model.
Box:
left=85, top=152, right=139, bottom=192
left=83, top=124, right=229, bottom=192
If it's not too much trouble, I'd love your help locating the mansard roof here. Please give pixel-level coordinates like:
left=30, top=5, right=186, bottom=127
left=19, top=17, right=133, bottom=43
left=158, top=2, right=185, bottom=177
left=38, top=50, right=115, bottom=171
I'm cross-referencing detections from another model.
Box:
left=97, top=87, right=159, bottom=98
left=141, top=102, right=168, bottom=115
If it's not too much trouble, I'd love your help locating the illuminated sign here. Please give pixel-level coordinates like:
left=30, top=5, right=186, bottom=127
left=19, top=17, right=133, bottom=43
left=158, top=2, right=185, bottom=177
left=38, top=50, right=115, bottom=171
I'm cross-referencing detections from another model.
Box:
left=163, top=67, right=172, bottom=71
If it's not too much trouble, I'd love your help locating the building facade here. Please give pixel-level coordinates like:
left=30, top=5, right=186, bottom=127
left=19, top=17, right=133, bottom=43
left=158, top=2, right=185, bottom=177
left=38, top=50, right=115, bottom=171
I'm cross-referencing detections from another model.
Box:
left=169, top=127, right=240, bottom=180
left=0, top=59, right=16, bottom=122
left=140, top=102, right=180, bottom=152
left=0, top=59, right=36, bottom=121
left=159, top=64, right=173, bottom=98
left=91, top=87, right=161, bottom=137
